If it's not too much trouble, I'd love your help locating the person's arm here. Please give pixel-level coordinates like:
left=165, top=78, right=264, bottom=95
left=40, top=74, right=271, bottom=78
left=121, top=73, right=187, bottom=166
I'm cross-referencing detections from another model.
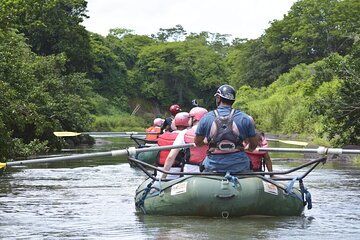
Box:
left=161, top=148, right=180, bottom=179
left=246, top=136, right=258, bottom=151
left=194, top=113, right=210, bottom=147
left=194, top=135, right=206, bottom=147
left=161, top=130, right=186, bottom=179
left=263, top=152, right=273, bottom=172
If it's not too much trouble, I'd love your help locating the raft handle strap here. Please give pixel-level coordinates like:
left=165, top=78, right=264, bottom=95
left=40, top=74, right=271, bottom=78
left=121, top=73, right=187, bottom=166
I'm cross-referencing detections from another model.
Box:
left=286, top=177, right=312, bottom=209
left=135, top=180, right=154, bottom=214
left=224, top=171, right=239, bottom=187
left=300, top=179, right=312, bottom=209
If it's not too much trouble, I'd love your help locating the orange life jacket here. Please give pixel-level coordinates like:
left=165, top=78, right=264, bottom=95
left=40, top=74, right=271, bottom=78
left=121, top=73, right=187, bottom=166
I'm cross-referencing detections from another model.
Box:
left=157, top=131, right=184, bottom=167
left=145, top=126, right=161, bottom=140
left=184, top=126, right=207, bottom=165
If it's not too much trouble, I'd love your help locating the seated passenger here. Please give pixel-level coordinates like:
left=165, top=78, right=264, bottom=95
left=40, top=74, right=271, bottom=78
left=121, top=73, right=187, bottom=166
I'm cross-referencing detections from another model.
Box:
left=145, top=118, right=164, bottom=141
left=161, top=104, right=182, bottom=133
left=156, top=112, right=190, bottom=180
left=245, top=116, right=273, bottom=173
left=161, top=107, right=208, bottom=179
left=194, top=84, right=258, bottom=173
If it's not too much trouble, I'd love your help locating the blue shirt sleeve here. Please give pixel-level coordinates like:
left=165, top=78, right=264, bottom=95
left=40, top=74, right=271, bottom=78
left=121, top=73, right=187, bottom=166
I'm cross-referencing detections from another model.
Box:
left=195, top=111, right=214, bottom=137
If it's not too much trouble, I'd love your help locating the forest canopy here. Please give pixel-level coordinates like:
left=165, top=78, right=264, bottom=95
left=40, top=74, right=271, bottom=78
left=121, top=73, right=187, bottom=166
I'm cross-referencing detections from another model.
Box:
left=0, top=0, right=359, bottom=160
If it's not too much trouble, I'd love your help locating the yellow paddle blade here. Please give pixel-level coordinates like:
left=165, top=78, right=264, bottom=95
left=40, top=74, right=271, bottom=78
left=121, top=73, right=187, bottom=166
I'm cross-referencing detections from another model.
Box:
left=267, top=138, right=309, bottom=146
left=0, top=162, right=7, bottom=169
left=278, top=140, right=308, bottom=146
left=53, top=131, right=81, bottom=137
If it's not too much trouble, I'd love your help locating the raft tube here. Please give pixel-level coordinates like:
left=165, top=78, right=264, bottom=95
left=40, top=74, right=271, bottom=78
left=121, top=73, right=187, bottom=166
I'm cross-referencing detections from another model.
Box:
left=135, top=144, right=159, bottom=165
left=135, top=175, right=305, bottom=217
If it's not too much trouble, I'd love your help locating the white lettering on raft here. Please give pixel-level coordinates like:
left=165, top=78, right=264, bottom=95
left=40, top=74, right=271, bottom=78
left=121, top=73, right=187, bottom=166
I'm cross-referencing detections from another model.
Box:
left=263, top=181, right=278, bottom=195
left=171, top=181, right=187, bottom=196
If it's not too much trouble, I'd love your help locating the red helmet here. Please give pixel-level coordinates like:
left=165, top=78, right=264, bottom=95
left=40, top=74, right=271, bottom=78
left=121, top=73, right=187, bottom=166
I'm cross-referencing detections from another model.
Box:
left=153, top=118, right=164, bottom=127
left=189, top=107, right=208, bottom=121
left=174, top=112, right=190, bottom=127
left=169, top=104, right=182, bottom=115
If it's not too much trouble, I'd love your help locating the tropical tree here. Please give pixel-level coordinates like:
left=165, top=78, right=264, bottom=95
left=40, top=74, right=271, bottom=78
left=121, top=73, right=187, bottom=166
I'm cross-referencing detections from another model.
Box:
left=0, top=0, right=91, bottom=73
left=135, top=38, right=227, bottom=110
left=311, top=52, right=360, bottom=145
left=227, top=0, right=360, bottom=89
left=0, top=29, right=93, bottom=160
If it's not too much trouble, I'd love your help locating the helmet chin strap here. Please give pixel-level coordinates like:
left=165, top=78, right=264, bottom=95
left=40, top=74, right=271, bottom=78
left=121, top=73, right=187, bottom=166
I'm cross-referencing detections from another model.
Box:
left=215, top=96, right=221, bottom=106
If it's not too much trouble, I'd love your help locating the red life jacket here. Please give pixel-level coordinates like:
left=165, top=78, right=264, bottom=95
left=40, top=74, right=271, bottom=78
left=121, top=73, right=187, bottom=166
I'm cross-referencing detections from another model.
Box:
left=244, top=134, right=269, bottom=171
left=184, top=126, right=207, bottom=165
left=145, top=126, right=161, bottom=140
left=246, top=151, right=266, bottom=171
left=157, top=131, right=184, bottom=167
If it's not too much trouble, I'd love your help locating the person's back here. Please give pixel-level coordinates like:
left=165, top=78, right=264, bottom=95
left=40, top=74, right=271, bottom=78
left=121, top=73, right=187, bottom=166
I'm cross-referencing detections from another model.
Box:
left=195, top=84, right=258, bottom=173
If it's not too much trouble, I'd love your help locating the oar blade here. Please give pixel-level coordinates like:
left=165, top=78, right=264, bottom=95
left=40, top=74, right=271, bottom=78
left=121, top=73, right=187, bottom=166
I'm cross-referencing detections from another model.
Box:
left=278, top=140, right=308, bottom=146
left=267, top=138, right=308, bottom=146
left=54, top=131, right=81, bottom=137
left=0, top=162, right=6, bottom=169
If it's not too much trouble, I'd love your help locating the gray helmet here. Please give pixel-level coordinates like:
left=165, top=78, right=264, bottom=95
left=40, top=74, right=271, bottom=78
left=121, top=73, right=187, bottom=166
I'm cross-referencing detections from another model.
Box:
left=214, top=84, right=236, bottom=101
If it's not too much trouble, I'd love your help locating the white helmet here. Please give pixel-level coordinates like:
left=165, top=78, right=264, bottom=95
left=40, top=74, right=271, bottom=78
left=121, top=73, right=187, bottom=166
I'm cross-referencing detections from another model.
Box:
left=153, top=118, right=164, bottom=127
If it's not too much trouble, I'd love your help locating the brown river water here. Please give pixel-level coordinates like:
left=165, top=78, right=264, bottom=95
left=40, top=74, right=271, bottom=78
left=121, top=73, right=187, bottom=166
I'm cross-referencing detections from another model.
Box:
left=1, top=139, right=359, bottom=239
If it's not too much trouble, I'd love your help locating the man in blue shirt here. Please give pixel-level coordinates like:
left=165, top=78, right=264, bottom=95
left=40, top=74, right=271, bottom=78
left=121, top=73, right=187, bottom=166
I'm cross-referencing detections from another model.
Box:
left=194, top=84, right=258, bottom=173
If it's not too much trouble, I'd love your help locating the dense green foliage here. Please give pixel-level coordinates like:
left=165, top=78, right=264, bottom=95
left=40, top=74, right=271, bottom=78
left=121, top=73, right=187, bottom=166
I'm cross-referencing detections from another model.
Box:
left=234, top=53, right=360, bottom=146
left=0, top=29, right=93, bottom=161
left=0, top=0, right=359, bottom=160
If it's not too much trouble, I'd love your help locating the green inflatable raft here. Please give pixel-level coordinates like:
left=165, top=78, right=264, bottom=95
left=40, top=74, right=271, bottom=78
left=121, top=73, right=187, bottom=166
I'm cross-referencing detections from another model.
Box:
left=135, top=144, right=159, bottom=165
left=134, top=175, right=305, bottom=217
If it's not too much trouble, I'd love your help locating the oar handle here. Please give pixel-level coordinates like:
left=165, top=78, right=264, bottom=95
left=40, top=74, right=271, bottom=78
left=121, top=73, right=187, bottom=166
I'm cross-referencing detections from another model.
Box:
left=5, top=151, right=126, bottom=167
left=53, top=131, right=159, bottom=137
left=124, top=143, right=195, bottom=156
left=257, top=147, right=360, bottom=154
left=2, top=143, right=195, bottom=168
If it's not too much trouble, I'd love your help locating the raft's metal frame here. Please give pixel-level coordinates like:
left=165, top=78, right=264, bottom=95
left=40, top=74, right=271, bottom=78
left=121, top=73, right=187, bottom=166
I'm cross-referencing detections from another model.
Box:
left=128, top=156, right=327, bottom=182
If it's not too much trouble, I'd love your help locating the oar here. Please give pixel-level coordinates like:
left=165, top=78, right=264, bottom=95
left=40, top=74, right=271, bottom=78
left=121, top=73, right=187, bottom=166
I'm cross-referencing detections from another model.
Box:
left=0, top=143, right=195, bottom=169
left=266, top=138, right=309, bottom=146
left=257, top=147, right=360, bottom=154
left=53, top=131, right=158, bottom=138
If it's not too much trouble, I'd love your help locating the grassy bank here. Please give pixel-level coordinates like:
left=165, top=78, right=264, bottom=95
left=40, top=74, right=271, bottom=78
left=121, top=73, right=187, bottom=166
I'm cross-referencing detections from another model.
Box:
left=92, top=114, right=149, bottom=132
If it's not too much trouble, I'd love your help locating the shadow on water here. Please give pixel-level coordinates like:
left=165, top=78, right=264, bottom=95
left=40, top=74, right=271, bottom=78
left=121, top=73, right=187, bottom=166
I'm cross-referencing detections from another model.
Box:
left=0, top=137, right=359, bottom=239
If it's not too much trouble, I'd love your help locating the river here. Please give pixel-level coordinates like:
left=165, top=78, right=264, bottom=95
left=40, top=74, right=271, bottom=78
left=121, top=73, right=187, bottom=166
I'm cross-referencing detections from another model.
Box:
left=0, top=139, right=359, bottom=239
